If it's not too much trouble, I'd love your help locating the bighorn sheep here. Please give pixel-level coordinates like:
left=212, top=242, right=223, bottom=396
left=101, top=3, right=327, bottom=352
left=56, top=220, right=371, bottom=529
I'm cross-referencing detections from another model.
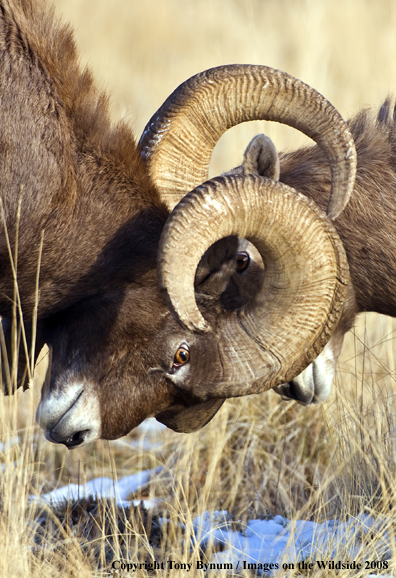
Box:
left=0, top=0, right=358, bottom=448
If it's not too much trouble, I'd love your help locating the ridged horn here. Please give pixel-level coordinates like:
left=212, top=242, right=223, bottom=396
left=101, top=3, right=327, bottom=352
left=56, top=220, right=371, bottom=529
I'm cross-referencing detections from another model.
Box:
left=158, top=174, right=349, bottom=396
left=139, top=64, right=356, bottom=220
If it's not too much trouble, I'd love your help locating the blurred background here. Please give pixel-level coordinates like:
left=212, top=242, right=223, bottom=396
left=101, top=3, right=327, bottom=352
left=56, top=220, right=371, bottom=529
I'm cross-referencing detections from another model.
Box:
left=52, top=0, right=396, bottom=174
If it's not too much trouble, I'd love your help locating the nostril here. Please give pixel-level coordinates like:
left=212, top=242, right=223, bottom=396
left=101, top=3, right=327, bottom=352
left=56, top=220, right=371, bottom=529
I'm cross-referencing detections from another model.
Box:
left=50, top=429, right=91, bottom=448
left=66, top=430, right=90, bottom=448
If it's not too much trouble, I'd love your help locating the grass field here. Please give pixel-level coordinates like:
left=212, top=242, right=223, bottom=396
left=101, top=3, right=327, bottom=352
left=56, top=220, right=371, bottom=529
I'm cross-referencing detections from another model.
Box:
left=1, top=0, right=396, bottom=576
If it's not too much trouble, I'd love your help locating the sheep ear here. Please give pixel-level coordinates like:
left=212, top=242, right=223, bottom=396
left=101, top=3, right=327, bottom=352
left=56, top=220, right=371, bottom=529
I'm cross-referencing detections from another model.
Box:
left=243, top=134, right=280, bottom=181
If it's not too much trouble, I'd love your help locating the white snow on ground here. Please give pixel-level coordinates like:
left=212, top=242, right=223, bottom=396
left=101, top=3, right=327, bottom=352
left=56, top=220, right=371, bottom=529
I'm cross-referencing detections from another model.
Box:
left=193, top=510, right=393, bottom=575
left=35, top=466, right=163, bottom=510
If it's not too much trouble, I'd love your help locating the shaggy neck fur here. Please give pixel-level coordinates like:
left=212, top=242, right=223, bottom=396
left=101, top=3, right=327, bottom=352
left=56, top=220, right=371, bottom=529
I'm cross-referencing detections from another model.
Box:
left=0, top=0, right=168, bottom=319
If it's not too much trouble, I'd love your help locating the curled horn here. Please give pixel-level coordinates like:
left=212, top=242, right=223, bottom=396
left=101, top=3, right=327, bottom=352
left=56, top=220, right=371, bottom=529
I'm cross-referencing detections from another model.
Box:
left=139, top=64, right=356, bottom=220
left=158, top=174, right=349, bottom=397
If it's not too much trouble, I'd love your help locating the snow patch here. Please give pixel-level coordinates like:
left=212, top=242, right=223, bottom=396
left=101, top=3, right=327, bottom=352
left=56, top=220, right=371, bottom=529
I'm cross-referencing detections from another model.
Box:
left=33, top=467, right=162, bottom=509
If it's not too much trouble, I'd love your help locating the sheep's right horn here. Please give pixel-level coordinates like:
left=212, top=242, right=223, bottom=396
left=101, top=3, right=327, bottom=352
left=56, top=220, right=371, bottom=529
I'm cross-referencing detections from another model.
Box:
left=139, top=65, right=356, bottom=220
left=158, top=174, right=349, bottom=397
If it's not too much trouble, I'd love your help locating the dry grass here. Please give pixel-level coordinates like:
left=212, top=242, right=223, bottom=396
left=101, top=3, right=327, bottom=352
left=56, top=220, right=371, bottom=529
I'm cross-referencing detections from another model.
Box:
left=1, top=0, right=396, bottom=576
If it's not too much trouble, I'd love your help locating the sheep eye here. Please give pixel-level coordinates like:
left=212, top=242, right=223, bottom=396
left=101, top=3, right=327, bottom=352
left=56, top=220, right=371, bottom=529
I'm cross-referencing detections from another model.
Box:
left=236, top=251, right=250, bottom=272
left=174, top=344, right=190, bottom=367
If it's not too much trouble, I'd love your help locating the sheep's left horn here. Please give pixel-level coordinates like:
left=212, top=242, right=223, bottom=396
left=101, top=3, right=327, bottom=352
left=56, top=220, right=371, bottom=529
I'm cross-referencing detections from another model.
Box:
left=158, top=174, right=349, bottom=397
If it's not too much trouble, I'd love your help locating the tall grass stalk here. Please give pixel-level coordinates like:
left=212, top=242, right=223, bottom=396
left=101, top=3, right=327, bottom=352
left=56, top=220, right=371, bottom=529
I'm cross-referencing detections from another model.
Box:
left=1, top=0, right=396, bottom=576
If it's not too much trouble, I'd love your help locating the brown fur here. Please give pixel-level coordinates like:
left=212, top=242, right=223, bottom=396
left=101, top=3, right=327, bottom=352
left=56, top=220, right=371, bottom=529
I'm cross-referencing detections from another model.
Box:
left=1, top=0, right=396, bottom=442
left=0, top=0, right=168, bottom=321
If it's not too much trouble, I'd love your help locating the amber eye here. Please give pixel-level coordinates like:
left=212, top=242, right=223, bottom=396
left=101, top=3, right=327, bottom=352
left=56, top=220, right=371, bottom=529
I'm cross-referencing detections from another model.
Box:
left=236, top=251, right=250, bottom=272
left=174, top=344, right=190, bottom=367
